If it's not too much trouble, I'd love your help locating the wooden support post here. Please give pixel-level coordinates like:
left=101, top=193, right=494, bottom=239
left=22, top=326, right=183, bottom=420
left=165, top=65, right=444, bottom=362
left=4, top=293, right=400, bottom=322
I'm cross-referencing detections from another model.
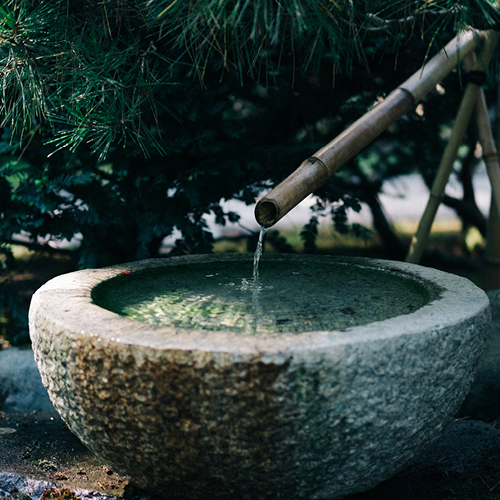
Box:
left=476, top=90, right=500, bottom=225
left=484, top=58, right=500, bottom=288
left=406, top=34, right=498, bottom=264
left=405, top=58, right=481, bottom=264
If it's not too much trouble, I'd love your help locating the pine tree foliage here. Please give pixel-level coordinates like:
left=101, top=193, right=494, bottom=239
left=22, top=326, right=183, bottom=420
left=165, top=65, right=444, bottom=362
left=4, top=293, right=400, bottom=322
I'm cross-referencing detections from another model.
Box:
left=154, top=0, right=500, bottom=74
left=1, top=0, right=499, bottom=159
left=1, top=1, right=170, bottom=160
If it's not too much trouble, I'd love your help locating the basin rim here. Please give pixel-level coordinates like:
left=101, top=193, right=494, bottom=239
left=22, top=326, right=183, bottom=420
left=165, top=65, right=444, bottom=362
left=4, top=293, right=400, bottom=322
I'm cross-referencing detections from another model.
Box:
left=30, top=253, right=490, bottom=355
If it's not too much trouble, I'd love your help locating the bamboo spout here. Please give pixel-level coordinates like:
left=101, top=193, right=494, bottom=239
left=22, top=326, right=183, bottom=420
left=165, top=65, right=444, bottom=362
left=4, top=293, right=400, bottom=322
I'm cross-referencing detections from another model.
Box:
left=255, top=30, right=482, bottom=228
left=255, top=157, right=330, bottom=226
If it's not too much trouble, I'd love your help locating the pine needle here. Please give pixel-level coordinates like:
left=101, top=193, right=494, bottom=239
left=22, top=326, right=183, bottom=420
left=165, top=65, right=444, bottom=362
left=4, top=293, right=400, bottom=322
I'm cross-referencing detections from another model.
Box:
left=1, top=0, right=499, bottom=161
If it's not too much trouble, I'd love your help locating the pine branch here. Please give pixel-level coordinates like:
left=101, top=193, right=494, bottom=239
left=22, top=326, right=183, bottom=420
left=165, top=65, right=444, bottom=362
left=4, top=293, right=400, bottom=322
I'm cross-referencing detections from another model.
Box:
left=1, top=0, right=499, bottom=162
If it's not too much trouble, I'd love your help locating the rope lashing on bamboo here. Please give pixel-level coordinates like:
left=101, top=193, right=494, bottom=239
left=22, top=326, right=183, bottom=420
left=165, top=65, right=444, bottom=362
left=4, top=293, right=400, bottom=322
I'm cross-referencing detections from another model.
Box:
left=463, top=70, right=488, bottom=86
left=255, top=30, right=483, bottom=228
left=484, top=152, right=500, bottom=162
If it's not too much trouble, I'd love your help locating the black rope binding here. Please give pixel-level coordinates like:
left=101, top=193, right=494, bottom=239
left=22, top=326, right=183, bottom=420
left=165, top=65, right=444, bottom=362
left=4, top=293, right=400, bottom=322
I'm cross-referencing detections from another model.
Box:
left=464, top=70, right=488, bottom=86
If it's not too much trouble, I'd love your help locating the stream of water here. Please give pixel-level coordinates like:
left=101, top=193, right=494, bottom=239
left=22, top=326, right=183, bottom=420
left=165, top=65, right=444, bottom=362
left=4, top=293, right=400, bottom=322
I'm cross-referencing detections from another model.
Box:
left=251, top=226, right=266, bottom=332
left=252, top=226, right=266, bottom=281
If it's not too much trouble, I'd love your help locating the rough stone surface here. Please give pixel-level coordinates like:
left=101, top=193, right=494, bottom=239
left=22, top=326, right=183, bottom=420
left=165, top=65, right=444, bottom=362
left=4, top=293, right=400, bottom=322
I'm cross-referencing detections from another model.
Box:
left=458, top=289, right=500, bottom=422
left=28, top=254, right=491, bottom=500
left=0, top=347, right=54, bottom=413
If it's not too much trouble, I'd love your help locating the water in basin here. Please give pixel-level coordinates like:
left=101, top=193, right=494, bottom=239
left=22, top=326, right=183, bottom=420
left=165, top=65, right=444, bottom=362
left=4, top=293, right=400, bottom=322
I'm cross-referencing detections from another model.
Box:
left=92, top=259, right=431, bottom=334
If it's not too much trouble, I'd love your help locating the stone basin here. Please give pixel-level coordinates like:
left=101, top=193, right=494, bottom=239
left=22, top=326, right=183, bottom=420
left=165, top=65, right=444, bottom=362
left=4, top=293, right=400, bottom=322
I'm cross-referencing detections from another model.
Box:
left=28, top=254, right=490, bottom=499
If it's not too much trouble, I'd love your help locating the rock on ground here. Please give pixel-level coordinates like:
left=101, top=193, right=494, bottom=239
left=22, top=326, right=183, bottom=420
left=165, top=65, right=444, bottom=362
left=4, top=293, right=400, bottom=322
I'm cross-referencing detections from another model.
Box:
left=458, top=289, right=500, bottom=422
left=0, top=471, right=119, bottom=499
left=0, top=347, right=54, bottom=413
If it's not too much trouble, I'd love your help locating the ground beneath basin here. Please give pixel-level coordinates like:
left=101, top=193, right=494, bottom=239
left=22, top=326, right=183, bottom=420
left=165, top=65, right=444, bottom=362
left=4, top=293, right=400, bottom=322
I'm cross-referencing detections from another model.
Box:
left=1, top=411, right=500, bottom=500
left=0, top=411, right=127, bottom=499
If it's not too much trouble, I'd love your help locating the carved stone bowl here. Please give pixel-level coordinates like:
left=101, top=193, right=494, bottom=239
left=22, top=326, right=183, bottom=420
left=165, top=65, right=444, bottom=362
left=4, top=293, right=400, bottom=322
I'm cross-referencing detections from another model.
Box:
left=29, top=254, right=490, bottom=499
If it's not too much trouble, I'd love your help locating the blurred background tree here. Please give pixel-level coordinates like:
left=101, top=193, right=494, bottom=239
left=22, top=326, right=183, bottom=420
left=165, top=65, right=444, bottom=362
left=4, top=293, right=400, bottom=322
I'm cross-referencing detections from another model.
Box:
left=1, top=0, right=500, bottom=345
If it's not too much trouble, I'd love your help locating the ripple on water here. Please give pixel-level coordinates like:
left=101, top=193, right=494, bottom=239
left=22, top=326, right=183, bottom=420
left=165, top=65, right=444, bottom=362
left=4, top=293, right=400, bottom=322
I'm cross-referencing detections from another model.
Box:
left=92, top=260, right=431, bottom=335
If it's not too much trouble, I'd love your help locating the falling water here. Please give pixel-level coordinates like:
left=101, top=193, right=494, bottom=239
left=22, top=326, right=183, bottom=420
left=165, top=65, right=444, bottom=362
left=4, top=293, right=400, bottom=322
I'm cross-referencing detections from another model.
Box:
left=251, top=225, right=266, bottom=333
left=253, top=226, right=266, bottom=281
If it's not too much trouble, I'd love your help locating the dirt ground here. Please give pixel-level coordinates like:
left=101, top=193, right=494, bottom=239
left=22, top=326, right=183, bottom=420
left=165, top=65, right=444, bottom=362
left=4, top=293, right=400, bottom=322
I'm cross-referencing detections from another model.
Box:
left=0, top=411, right=128, bottom=497
left=2, top=411, right=500, bottom=500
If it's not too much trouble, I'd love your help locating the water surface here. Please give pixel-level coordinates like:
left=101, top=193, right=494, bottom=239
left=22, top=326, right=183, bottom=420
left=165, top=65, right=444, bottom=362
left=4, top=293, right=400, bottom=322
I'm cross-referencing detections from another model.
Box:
left=92, top=260, right=430, bottom=334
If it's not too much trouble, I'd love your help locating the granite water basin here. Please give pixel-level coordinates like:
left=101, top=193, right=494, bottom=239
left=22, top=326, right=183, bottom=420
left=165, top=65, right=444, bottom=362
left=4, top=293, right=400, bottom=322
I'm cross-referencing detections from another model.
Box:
left=28, top=254, right=490, bottom=499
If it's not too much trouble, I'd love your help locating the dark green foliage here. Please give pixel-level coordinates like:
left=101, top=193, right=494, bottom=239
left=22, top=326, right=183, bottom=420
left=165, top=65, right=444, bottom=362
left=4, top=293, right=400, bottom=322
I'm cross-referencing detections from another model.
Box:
left=265, top=230, right=294, bottom=253
left=301, top=216, right=320, bottom=254
left=1, top=0, right=499, bottom=158
left=0, top=243, right=30, bottom=345
left=0, top=283, right=29, bottom=346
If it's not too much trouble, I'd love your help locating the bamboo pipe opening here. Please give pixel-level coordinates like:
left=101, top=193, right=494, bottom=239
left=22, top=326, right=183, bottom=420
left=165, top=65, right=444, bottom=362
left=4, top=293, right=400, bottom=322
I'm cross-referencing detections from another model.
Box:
left=255, top=157, right=331, bottom=227
left=255, top=199, right=279, bottom=227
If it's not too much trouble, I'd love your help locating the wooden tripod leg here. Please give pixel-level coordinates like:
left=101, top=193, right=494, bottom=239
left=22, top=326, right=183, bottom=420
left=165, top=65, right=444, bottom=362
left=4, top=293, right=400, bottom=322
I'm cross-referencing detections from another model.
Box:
left=405, top=69, right=481, bottom=264
left=483, top=77, right=500, bottom=269
left=476, top=90, right=500, bottom=226
left=474, top=32, right=500, bottom=280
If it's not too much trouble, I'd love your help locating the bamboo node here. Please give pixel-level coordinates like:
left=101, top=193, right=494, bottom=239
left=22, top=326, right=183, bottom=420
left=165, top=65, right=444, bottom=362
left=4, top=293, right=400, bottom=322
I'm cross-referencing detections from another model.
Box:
left=396, top=87, right=416, bottom=109
left=308, top=157, right=331, bottom=178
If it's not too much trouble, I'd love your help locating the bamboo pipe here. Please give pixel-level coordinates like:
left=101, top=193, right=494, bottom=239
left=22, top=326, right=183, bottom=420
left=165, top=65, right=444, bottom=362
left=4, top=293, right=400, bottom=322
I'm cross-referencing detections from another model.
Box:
left=405, top=54, right=484, bottom=264
left=255, top=30, right=483, bottom=227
